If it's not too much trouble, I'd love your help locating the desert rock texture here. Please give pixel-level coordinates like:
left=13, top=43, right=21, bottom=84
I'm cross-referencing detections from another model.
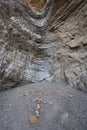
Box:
left=0, top=0, right=87, bottom=91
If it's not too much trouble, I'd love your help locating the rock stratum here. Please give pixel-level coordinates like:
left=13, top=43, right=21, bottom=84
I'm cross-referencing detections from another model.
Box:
left=0, top=0, right=87, bottom=91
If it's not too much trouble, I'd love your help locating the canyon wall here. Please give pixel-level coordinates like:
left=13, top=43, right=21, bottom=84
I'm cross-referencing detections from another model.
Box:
left=0, top=0, right=87, bottom=91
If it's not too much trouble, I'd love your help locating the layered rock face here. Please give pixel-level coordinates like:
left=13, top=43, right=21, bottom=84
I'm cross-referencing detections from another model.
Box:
left=0, top=0, right=53, bottom=90
left=48, top=0, right=87, bottom=92
left=0, top=0, right=87, bottom=91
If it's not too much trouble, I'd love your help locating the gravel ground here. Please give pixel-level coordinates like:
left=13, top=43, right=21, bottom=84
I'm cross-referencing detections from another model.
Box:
left=0, top=81, right=87, bottom=130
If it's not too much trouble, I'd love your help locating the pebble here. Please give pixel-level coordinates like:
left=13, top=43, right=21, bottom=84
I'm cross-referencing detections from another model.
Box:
left=36, top=104, right=41, bottom=110
left=35, top=110, right=40, bottom=118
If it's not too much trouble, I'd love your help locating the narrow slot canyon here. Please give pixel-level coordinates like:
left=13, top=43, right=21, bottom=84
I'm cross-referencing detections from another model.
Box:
left=0, top=1, right=87, bottom=130
left=0, top=0, right=87, bottom=91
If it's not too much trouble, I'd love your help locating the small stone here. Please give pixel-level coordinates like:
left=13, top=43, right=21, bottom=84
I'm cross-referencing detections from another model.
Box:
left=43, top=101, right=47, bottom=105
left=30, top=116, right=39, bottom=124
left=36, top=104, right=41, bottom=110
left=35, top=110, right=40, bottom=118
left=34, top=97, right=42, bottom=103
left=68, top=94, right=73, bottom=98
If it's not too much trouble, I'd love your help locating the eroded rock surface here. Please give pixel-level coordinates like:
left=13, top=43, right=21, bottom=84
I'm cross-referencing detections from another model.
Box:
left=47, top=0, right=87, bottom=92
left=0, top=0, right=87, bottom=91
left=0, top=0, right=52, bottom=90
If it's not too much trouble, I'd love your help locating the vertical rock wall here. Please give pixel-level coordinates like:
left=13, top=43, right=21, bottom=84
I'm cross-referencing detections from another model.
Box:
left=0, top=0, right=53, bottom=90
left=47, top=0, right=87, bottom=92
left=0, top=0, right=87, bottom=91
